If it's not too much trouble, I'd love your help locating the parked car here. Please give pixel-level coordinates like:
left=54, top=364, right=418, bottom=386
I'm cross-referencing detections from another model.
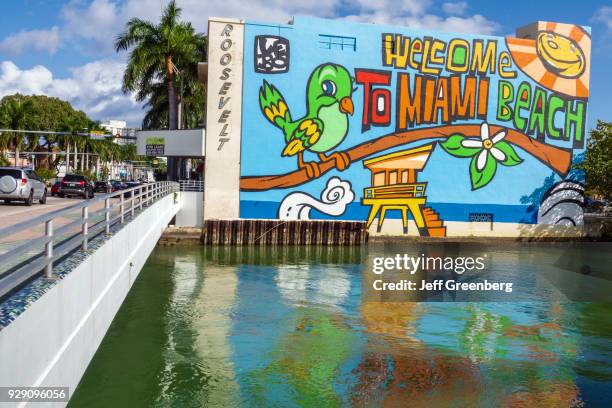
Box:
left=94, top=180, right=112, bottom=194
left=122, top=181, right=142, bottom=198
left=0, top=167, right=47, bottom=206
left=51, top=181, right=61, bottom=197
left=111, top=180, right=125, bottom=191
left=59, top=174, right=94, bottom=199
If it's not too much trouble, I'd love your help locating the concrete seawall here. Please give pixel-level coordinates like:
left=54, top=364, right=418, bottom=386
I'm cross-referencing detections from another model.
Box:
left=0, top=193, right=181, bottom=407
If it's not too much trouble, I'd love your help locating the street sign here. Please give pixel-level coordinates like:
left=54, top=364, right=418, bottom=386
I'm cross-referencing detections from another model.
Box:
left=145, top=137, right=165, bottom=156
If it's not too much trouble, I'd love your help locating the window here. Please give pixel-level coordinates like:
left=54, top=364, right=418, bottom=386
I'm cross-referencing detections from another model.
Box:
left=0, top=169, right=21, bottom=178
left=318, top=34, right=356, bottom=51
left=373, top=172, right=385, bottom=186
left=389, top=171, right=398, bottom=185
left=64, top=174, right=86, bottom=182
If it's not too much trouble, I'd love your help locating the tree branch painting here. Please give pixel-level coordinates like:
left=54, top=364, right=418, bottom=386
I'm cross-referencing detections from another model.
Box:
left=240, top=124, right=573, bottom=191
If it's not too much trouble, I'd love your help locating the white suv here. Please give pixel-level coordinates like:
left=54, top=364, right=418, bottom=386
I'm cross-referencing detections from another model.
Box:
left=0, top=167, right=47, bottom=206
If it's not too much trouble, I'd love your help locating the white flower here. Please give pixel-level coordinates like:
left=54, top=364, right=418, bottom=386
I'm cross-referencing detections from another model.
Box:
left=461, top=122, right=507, bottom=171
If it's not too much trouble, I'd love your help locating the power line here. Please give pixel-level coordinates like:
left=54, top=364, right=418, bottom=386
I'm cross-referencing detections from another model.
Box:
left=0, top=129, right=90, bottom=136
left=0, top=129, right=137, bottom=140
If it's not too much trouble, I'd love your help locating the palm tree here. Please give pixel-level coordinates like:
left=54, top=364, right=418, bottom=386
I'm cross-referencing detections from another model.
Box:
left=115, top=0, right=206, bottom=130
left=141, top=74, right=205, bottom=130
left=0, top=96, right=33, bottom=166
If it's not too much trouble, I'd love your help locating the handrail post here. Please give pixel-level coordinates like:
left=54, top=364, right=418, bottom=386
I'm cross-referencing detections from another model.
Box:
left=45, top=219, right=53, bottom=278
left=131, top=189, right=135, bottom=217
left=105, top=197, right=110, bottom=234
left=139, top=186, right=143, bottom=211
left=82, top=206, right=88, bottom=250
left=120, top=193, right=125, bottom=224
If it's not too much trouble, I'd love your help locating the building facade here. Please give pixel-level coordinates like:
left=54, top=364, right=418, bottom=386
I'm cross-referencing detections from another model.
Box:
left=205, top=17, right=591, bottom=237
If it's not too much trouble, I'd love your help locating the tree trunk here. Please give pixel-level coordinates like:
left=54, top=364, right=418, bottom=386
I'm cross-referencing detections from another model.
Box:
left=14, top=146, right=19, bottom=167
left=74, top=143, right=78, bottom=172
left=166, top=54, right=179, bottom=182
left=66, top=143, right=70, bottom=173
left=166, top=55, right=178, bottom=130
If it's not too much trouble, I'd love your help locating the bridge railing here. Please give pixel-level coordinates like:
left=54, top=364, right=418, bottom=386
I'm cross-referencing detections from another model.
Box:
left=179, top=179, right=204, bottom=192
left=0, top=181, right=179, bottom=299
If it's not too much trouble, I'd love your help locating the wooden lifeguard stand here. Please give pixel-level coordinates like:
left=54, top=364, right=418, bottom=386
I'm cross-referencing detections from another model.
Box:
left=361, top=143, right=446, bottom=236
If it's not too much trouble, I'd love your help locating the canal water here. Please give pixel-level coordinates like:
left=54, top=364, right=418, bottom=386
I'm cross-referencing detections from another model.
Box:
left=69, top=243, right=612, bottom=407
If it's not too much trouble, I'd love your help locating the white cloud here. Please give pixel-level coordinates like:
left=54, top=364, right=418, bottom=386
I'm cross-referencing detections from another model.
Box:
left=591, top=6, right=612, bottom=33
left=60, top=0, right=500, bottom=52
left=61, top=0, right=122, bottom=53
left=0, top=60, right=143, bottom=126
left=352, top=0, right=431, bottom=17
left=0, top=0, right=499, bottom=126
left=442, top=2, right=468, bottom=16
left=345, top=12, right=499, bottom=35
left=59, top=0, right=341, bottom=53
left=0, top=27, right=60, bottom=56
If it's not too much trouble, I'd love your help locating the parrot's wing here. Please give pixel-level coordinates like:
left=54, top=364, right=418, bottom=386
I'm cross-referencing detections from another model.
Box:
left=282, top=118, right=324, bottom=157
left=259, top=80, right=292, bottom=130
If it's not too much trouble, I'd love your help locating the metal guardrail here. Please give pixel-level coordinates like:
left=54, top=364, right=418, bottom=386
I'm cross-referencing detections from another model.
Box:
left=179, top=180, right=204, bottom=192
left=0, top=181, right=179, bottom=300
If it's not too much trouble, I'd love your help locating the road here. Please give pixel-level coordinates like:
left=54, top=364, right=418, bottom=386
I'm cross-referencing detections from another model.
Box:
left=0, top=195, right=114, bottom=244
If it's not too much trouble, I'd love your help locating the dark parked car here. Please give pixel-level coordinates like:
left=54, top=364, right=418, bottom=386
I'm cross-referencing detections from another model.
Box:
left=59, top=174, right=94, bottom=199
left=94, top=181, right=112, bottom=193
left=122, top=181, right=142, bottom=198
left=111, top=180, right=125, bottom=192
left=51, top=181, right=61, bottom=197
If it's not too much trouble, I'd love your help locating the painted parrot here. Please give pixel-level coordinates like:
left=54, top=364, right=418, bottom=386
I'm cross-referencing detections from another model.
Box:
left=259, top=63, right=355, bottom=179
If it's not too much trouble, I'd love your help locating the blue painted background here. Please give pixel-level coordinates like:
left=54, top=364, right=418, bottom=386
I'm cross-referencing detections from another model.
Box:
left=239, top=17, right=588, bottom=224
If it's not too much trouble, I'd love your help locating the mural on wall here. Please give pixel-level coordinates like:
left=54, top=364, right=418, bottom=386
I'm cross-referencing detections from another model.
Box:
left=537, top=181, right=585, bottom=226
left=239, top=18, right=591, bottom=236
left=259, top=63, right=355, bottom=179
left=361, top=143, right=446, bottom=236
left=278, top=177, right=355, bottom=220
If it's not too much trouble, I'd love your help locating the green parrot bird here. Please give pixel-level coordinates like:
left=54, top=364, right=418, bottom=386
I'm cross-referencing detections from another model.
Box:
left=259, top=63, right=355, bottom=179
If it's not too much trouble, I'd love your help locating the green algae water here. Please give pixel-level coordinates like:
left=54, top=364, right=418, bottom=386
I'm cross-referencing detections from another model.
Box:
left=69, top=243, right=612, bottom=407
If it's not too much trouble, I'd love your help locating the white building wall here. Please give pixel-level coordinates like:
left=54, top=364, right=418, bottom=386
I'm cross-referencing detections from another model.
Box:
left=203, top=18, right=244, bottom=220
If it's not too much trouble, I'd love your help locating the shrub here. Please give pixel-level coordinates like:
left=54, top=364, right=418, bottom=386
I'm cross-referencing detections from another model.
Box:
left=35, top=167, right=57, bottom=182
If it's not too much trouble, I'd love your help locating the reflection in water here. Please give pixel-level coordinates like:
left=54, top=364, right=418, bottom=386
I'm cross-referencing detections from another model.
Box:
left=156, top=256, right=240, bottom=407
left=70, top=244, right=612, bottom=407
left=276, top=264, right=351, bottom=307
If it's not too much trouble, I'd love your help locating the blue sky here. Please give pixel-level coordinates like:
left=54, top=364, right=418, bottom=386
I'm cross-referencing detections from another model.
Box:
left=0, top=0, right=610, bottom=128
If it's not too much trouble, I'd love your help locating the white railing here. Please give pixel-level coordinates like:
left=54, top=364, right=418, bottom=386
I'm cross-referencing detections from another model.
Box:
left=179, top=179, right=204, bottom=192
left=0, top=181, right=179, bottom=299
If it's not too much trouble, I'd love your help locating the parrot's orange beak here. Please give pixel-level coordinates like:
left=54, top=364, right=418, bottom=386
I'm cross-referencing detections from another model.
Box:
left=339, top=97, right=354, bottom=115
